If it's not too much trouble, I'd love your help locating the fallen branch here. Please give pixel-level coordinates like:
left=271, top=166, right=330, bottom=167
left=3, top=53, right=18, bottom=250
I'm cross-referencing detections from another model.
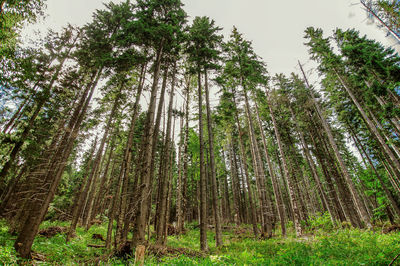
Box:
left=389, top=252, right=400, bottom=266
left=38, top=226, right=68, bottom=238
left=53, top=207, right=72, bottom=219
left=31, top=251, right=47, bottom=262
left=87, top=244, right=105, bottom=248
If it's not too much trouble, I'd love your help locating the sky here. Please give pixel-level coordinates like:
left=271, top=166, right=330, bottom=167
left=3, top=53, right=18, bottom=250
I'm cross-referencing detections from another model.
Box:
left=22, top=0, right=400, bottom=78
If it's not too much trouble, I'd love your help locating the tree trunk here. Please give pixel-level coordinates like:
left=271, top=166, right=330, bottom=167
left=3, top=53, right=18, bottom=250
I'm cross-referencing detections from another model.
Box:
left=228, top=141, right=241, bottom=225
left=197, top=70, right=208, bottom=252
left=233, top=116, right=258, bottom=235
left=105, top=64, right=146, bottom=248
left=156, top=63, right=176, bottom=245
left=351, top=131, right=400, bottom=217
left=176, top=106, right=184, bottom=232
left=2, top=96, right=30, bottom=134
left=66, top=136, right=98, bottom=242
left=267, top=91, right=303, bottom=237
left=14, top=68, right=101, bottom=258
left=84, top=87, right=121, bottom=230
left=88, top=129, right=118, bottom=223
left=334, top=70, right=400, bottom=184
left=242, top=88, right=272, bottom=237
left=0, top=37, right=78, bottom=183
left=299, top=62, right=372, bottom=229
left=221, top=151, right=232, bottom=222
left=203, top=70, right=223, bottom=246
left=132, top=44, right=165, bottom=246
left=254, top=100, right=286, bottom=236
left=177, top=78, right=190, bottom=232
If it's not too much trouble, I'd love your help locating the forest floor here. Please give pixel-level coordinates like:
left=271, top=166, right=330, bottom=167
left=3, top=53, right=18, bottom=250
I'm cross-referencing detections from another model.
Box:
left=1, top=217, right=400, bottom=265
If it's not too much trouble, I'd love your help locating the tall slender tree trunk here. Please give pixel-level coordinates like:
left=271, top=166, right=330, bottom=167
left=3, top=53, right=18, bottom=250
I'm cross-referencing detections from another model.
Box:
left=84, top=88, right=121, bottom=230
left=2, top=96, right=30, bottom=134
left=66, top=136, right=98, bottom=242
left=299, top=128, right=334, bottom=222
left=316, top=118, right=362, bottom=227
left=267, top=91, right=303, bottom=237
left=351, top=131, right=400, bottom=217
left=334, top=70, right=400, bottom=183
left=0, top=37, right=78, bottom=183
left=163, top=107, right=177, bottom=241
left=176, top=102, right=186, bottom=233
left=203, top=70, right=223, bottom=246
left=14, top=68, right=101, bottom=258
left=228, top=141, right=241, bottom=224
left=156, top=63, right=176, bottom=245
left=177, top=79, right=190, bottom=233
left=233, top=116, right=258, bottom=236
left=176, top=106, right=184, bottom=232
left=197, top=71, right=208, bottom=252
left=106, top=63, right=146, bottom=248
left=221, top=151, right=232, bottom=222
left=132, top=44, right=165, bottom=246
left=241, top=87, right=272, bottom=237
left=299, top=63, right=372, bottom=228
left=254, top=100, right=286, bottom=236
left=0, top=165, right=26, bottom=216
left=88, top=129, right=118, bottom=223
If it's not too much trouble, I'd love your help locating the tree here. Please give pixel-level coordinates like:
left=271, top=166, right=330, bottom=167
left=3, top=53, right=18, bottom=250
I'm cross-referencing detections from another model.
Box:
left=0, top=0, right=45, bottom=58
left=185, top=16, right=224, bottom=249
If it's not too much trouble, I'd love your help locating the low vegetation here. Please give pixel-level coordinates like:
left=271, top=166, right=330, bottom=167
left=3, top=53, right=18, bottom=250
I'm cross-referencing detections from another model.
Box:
left=1, top=215, right=400, bottom=265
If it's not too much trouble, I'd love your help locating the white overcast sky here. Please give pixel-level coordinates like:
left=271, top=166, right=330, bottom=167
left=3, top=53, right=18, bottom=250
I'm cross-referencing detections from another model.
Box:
left=22, top=0, right=400, bottom=77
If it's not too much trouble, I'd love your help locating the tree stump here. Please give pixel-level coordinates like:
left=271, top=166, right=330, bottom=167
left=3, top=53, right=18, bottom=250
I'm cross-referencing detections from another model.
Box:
left=134, top=245, right=145, bottom=266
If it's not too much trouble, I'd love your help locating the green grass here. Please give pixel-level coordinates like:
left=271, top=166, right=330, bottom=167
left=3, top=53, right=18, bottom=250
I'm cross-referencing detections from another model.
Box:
left=145, top=227, right=400, bottom=265
left=0, top=219, right=112, bottom=265
left=1, top=218, right=400, bottom=265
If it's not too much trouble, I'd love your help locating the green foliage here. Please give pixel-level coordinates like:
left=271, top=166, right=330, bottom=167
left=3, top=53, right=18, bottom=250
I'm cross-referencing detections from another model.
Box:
left=1, top=218, right=400, bottom=265
left=0, top=219, right=110, bottom=264
left=0, top=220, right=18, bottom=264
left=145, top=224, right=400, bottom=265
left=185, top=16, right=223, bottom=73
left=307, top=212, right=335, bottom=232
left=0, top=0, right=46, bottom=58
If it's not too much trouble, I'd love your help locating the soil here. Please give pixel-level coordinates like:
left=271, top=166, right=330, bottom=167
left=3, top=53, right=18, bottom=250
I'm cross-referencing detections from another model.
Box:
left=167, top=224, right=177, bottom=235
left=31, top=251, right=47, bottom=262
left=383, top=224, right=400, bottom=234
left=92, top=233, right=105, bottom=241
left=38, top=226, right=68, bottom=238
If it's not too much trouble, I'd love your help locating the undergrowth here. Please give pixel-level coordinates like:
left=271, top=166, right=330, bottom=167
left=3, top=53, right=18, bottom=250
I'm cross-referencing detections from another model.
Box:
left=1, top=214, right=400, bottom=265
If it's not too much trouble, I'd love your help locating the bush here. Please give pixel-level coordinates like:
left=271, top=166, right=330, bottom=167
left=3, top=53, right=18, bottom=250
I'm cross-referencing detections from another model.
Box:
left=308, top=212, right=335, bottom=232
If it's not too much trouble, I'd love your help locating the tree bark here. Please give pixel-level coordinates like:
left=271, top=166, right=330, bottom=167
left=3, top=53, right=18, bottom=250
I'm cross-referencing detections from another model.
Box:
left=334, top=70, right=400, bottom=184
left=156, top=63, right=176, bottom=245
left=203, top=70, right=223, bottom=246
left=299, top=62, right=372, bottom=229
left=254, top=100, right=286, bottom=236
left=267, top=91, right=303, bottom=237
left=351, top=131, right=400, bottom=217
left=14, top=68, right=101, bottom=258
left=242, top=88, right=272, bottom=237
left=132, top=44, right=165, bottom=246
left=197, top=71, right=208, bottom=252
